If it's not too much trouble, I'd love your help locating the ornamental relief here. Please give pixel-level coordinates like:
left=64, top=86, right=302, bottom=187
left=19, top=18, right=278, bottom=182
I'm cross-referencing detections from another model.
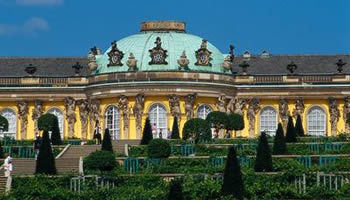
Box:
left=149, top=37, right=168, bottom=65
left=195, top=39, right=212, bottom=66
left=107, top=41, right=124, bottom=67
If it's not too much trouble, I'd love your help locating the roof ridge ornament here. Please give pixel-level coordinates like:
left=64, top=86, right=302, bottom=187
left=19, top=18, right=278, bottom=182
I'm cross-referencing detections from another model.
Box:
left=336, top=59, right=346, bottom=73
left=107, top=41, right=124, bottom=67
left=87, top=46, right=101, bottom=72
left=177, top=50, right=189, bottom=70
left=195, top=39, right=212, bottom=66
left=126, top=53, right=138, bottom=71
left=25, top=64, right=37, bottom=76
left=287, top=61, right=297, bottom=74
left=72, top=62, right=83, bottom=75
left=149, top=37, right=168, bottom=65
left=223, top=44, right=234, bottom=72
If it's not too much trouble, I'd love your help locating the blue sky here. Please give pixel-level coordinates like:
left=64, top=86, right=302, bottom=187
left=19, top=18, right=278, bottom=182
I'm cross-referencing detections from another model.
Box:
left=0, top=0, right=349, bottom=56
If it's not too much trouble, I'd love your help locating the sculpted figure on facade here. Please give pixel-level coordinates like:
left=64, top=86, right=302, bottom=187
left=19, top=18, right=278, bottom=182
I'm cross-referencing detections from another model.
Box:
left=17, top=101, right=28, bottom=139
left=133, top=94, right=145, bottom=138
left=168, top=94, right=181, bottom=123
left=184, top=93, right=197, bottom=120
left=77, top=99, right=89, bottom=140
left=343, top=96, right=350, bottom=132
left=118, top=95, right=129, bottom=138
left=328, top=97, right=340, bottom=136
left=234, top=98, right=247, bottom=116
left=89, top=98, right=101, bottom=138
left=87, top=46, right=101, bottom=72
left=279, top=98, right=290, bottom=132
left=64, top=97, right=76, bottom=138
left=247, top=98, right=260, bottom=138
left=216, top=95, right=227, bottom=112
left=31, top=100, right=43, bottom=135
left=292, top=97, right=305, bottom=120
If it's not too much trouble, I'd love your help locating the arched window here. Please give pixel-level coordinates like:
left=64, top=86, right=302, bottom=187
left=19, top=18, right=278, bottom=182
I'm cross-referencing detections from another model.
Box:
left=105, top=105, right=120, bottom=140
left=197, top=104, right=213, bottom=120
left=307, top=106, right=326, bottom=136
left=260, top=106, right=277, bottom=136
left=47, top=107, right=64, bottom=139
left=148, top=103, right=167, bottom=138
left=0, top=108, right=17, bottom=139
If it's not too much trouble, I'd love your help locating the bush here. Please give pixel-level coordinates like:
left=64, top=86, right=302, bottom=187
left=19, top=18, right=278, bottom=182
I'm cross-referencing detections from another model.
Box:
left=205, top=111, right=227, bottom=128
left=51, top=115, right=62, bottom=145
left=295, top=114, right=304, bottom=137
left=255, top=132, right=273, bottom=172
left=38, top=113, right=62, bottom=145
left=0, top=115, right=8, bottom=132
left=221, top=146, right=244, bottom=199
left=168, top=179, right=184, bottom=200
left=225, top=113, right=244, bottom=131
left=182, top=118, right=211, bottom=143
left=273, top=123, right=287, bottom=155
left=141, top=117, right=153, bottom=145
left=84, top=150, right=118, bottom=172
left=147, top=139, right=171, bottom=158
left=35, top=130, right=56, bottom=175
left=101, top=128, right=113, bottom=152
left=171, top=116, right=180, bottom=139
left=286, top=116, right=297, bottom=143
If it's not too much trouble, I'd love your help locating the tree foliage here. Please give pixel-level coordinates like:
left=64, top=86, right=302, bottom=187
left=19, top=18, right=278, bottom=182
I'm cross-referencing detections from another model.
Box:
left=35, top=130, right=57, bottom=175
left=295, top=114, right=304, bottom=137
left=255, top=132, right=273, bottom=172
left=273, top=123, right=287, bottom=155
left=84, top=150, right=118, bottom=172
left=141, top=117, right=153, bottom=145
left=171, top=116, right=180, bottom=139
left=286, top=116, right=297, bottom=143
left=101, top=128, right=113, bottom=152
left=225, top=113, right=244, bottom=131
left=168, top=179, right=184, bottom=200
left=148, top=138, right=171, bottom=158
left=38, top=113, right=62, bottom=145
left=51, top=116, right=62, bottom=145
left=221, top=146, right=244, bottom=199
left=205, top=111, right=227, bottom=128
left=0, top=115, right=8, bottom=132
left=182, top=118, right=211, bottom=143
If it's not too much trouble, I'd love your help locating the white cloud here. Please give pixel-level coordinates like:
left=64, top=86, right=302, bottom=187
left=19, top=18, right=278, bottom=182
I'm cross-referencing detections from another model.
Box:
left=0, top=17, right=49, bottom=36
left=16, top=0, right=63, bottom=6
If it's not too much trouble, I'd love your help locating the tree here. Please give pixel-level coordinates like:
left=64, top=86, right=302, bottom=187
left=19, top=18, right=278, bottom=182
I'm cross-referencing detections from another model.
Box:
left=168, top=179, right=184, bottom=200
left=141, top=117, right=153, bottom=145
left=50, top=116, right=62, bottom=145
left=205, top=111, right=227, bottom=129
left=148, top=139, right=171, bottom=158
left=273, top=123, right=287, bottom=155
left=286, top=116, right=297, bottom=143
left=35, top=130, right=56, bottom=175
left=295, top=114, right=304, bottom=137
left=221, top=146, right=244, bottom=199
left=0, top=115, right=8, bottom=132
left=225, top=113, right=244, bottom=137
left=171, top=116, right=180, bottom=139
left=255, top=132, right=273, bottom=172
left=101, top=128, right=113, bottom=152
left=182, top=118, right=211, bottom=143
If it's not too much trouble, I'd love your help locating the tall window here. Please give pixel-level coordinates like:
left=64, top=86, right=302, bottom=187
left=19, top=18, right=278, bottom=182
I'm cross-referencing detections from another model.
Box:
left=47, top=108, right=64, bottom=139
left=197, top=104, right=213, bottom=120
left=307, top=106, right=326, bottom=136
left=260, top=106, right=277, bottom=136
left=148, top=103, right=167, bottom=138
left=105, top=105, right=120, bottom=140
left=0, top=108, right=17, bottom=139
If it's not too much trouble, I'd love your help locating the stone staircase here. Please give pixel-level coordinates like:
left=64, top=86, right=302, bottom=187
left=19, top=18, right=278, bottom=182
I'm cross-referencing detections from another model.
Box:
left=59, top=145, right=100, bottom=159
left=112, top=139, right=140, bottom=153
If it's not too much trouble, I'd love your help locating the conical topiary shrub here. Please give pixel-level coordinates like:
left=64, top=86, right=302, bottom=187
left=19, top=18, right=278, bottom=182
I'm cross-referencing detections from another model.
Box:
left=167, top=179, right=184, bottom=200
left=221, top=146, right=244, bottom=199
left=286, top=116, right=297, bottom=143
left=171, top=116, right=180, bottom=139
left=273, top=123, right=287, bottom=155
left=295, top=114, right=305, bottom=137
left=51, top=116, right=62, bottom=145
left=101, top=128, right=113, bottom=152
left=255, top=132, right=273, bottom=172
left=35, top=130, right=56, bottom=175
left=141, top=117, right=153, bottom=145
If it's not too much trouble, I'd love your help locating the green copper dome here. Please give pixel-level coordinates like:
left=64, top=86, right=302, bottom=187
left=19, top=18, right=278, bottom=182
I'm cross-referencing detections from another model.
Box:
left=94, top=21, right=228, bottom=74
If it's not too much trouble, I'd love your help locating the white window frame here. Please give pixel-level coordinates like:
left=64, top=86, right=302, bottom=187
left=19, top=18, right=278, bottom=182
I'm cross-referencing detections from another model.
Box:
left=197, top=104, right=213, bottom=120
left=0, top=108, right=17, bottom=139
left=104, top=105, right=120, bottom=140
left=46, top=107, right=64, bottom=139
left=148, top=103, right=168, bottom=138
left=259, top=106, right=278, bottom=136
left=307, top=106, right=326, bottom=136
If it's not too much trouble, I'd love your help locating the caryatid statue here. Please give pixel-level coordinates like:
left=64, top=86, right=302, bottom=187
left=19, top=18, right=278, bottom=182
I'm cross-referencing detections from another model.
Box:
left=17, top=101, right=28, bottom=139
left=64, top=97, right=76, bottom=138
left=32, top=100, right=43, bottom=135
left=77, top=99, right=89, bottom=140
left=216, top=95, right=227, bottom=113
left=279, top=98, right=290, bottom=132
left=292, top=97, right=305, bottom=120
left=343, top=96, right=350, bottom=132
left=118, top=95, right=129, bottom=139
left=133, top=94, right=145, bottom=138
left=247, top=98, right=260, bottom=138
left=168, top=94, right=181, bottom=123
left=88, top=98, right=100, bottom=139
left=328, top=97, right=340, bottom=136
left=184, top=93, right=197, bottom=121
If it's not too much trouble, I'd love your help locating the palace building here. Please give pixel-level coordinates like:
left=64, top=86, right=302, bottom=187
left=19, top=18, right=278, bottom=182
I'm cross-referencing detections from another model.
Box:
left=0, top=21, right=349, bottom=140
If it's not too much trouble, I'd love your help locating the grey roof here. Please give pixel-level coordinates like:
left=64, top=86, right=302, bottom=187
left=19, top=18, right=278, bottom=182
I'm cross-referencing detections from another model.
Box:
left=232, top=54, right=350, bottom=75
left=0, top=55, right=349, bottom=77
left=0, top=57, right=89, bottom=77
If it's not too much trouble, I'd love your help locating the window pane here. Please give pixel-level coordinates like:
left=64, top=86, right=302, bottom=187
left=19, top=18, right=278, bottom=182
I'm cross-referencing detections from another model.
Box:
left=149, top=104, right=168, bottom=138
left=307, top=106, right=326, bottom=136
left=105, top=106, right=120, bottom=140
left=260, top=107, right=277, bottom=136
left=47, top=108, right=64, bottom=139
left=0, top=108, right=17, bottom=139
